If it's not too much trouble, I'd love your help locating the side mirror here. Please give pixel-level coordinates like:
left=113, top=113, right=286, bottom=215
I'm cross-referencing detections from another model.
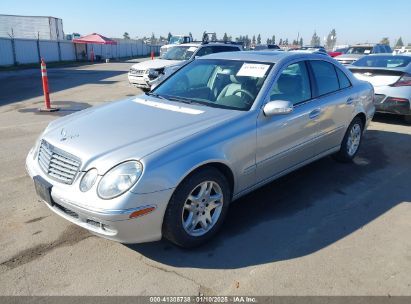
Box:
left=263, top=100, right=293, bottom=116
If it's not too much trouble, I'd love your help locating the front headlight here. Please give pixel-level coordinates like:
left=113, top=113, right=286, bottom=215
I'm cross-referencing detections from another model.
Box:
left=97, top=161, right=143, bottom=199
left=147, top=69, right=160, bottom=80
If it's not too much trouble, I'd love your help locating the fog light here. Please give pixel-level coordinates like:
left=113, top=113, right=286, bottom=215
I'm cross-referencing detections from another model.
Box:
left=80, top=168, right=98, bottom=192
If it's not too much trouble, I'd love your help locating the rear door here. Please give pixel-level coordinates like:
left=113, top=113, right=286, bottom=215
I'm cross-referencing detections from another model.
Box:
left=307, top=60, right=356, bottom=155
left=256, top=60, right=320, bottom=182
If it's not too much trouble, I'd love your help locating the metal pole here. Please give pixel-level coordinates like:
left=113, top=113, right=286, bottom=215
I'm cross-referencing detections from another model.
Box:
left=36, top=32, right=41, bottom=63
left=9, top=29, right=17, bottom=66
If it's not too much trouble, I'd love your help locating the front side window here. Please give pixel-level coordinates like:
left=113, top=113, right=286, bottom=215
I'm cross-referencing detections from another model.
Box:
left=269, top=62, right=311, bottom=105
left=309, top=61, right=340, bottom=96
left=153, top=59, right=273, bottom=110
left=162, top=46, right=196, bottom=60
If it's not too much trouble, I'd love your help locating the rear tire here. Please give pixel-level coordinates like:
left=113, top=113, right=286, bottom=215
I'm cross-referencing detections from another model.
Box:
left=333, top=117, right=364, bottom=163
left=162, top=167, right=231, bottom=248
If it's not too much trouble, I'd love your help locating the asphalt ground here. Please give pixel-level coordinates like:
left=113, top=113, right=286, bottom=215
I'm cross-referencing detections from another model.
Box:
left=0, top=59, right=410, bottom=296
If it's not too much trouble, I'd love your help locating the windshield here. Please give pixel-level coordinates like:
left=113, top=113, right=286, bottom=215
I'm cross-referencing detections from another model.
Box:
left=346, top=47, right=373, bottom=55
left=152, top=59, right=273, bottom=111
left=161, top=46, right=196, bottom=60
left=353, top=56, right=411, bottom=68
left=169, top=36, right=184, bottom=44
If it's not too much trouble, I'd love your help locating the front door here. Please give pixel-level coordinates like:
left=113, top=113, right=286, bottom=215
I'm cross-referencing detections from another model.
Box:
left=256, top=61, right=320, bottom=183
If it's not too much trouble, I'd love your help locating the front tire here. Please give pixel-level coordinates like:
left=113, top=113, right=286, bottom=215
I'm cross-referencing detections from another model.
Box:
left=162, top=167, right=231, bottom=248
left=333, top=117, right=363, bottom=163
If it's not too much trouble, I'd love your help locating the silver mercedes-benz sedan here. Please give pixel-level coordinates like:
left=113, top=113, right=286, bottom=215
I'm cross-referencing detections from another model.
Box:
left=26, top=51, right=375, bottom=248
left=348, top=54, right=411, bottom=123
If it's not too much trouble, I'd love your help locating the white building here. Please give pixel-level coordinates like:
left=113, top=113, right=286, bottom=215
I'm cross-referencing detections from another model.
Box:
left=0, top=14, right=65, bottom=40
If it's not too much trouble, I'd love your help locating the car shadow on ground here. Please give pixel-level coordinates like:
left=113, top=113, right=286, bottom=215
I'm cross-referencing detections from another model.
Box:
left=373, top=113, right=411, bottom=127
left=0, top=68, right=125, bottom=106
left=127, top=128, right=410, bottom=269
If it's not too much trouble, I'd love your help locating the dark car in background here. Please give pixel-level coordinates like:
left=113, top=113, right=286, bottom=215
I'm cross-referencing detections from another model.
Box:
left=336, top=44, right=392, bottom=65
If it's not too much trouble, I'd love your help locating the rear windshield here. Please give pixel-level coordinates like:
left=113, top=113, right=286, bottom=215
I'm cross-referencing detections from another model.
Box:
left=346, top=47, right=373, bottom=54
left=353, top=56, right=411, bottom=68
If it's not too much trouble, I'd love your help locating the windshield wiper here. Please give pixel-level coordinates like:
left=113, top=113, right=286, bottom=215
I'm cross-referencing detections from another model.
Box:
left=145, top=92, right=167, bottom=100
left=167, top=96, right=211, bottom=107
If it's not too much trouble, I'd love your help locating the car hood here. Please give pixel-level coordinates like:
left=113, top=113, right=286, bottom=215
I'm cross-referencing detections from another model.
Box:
left=130, top=59, right=182, bottom=70
left=42, top=96, right=242, bottom=173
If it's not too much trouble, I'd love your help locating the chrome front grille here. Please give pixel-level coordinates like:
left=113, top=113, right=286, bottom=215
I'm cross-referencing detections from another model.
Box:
left=38, top=140, right=81, bottom=184
left=130, top=69, right=145, bottom=75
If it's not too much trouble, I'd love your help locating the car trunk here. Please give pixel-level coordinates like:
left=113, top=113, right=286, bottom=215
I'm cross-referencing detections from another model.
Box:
left=349, top=68, right=404, bottom=87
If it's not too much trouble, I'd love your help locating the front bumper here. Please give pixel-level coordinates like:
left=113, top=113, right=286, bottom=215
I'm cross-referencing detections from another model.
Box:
left=128, top=74, right=151, bottom=89
left=26, top=151, right=174, bottom=244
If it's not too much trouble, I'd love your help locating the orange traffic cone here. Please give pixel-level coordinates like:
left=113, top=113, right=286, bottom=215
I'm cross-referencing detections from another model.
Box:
left=39, top=58, right=58, bottom=112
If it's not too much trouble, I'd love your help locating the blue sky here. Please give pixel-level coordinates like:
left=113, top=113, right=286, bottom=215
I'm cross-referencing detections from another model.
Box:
left=1, top=0, right=410, bottom=45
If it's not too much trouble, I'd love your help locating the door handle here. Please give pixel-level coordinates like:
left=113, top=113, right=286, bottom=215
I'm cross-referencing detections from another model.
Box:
left=309, top=108, right=321, bottom=119
left=346, top=97, right=354, bottom=104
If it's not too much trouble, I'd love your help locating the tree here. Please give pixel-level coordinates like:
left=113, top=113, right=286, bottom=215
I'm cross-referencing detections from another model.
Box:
left=272, top=35, right=276, bottom=44
left=285, top=38, right=289, bottom=45
left=252, top=35, right=256, bottom=45
left=380, top=37, right=390, bottom=45
left=211, top=32, right=217, bottom=42
left=257, top=34, right=261, bottom=45
left=189, top=32, right=193, bottom=41
left=326, top=29, right=337, bottom=50
left=245, top=35, right=251, bottom=49
left=395, top=37, right=404, bottom=47
left=223, top=32, right=228, bottom=42
left=266, top=38, right=271, bottom=45
left=202, top=31, right=208, bottom=43
left=150, top=33, right=156, bottom=44
left=311, top=31, right=321, bottom=46
left=167, top=32, right=172, bottom=42
left=299, top=37, right=303, bottom=47
left=123, top=32, right=130, bottom=40
left=279, top=38, right=283, bottom=45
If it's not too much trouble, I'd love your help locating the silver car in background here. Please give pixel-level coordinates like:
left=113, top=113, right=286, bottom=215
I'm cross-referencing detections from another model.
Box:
left=349, top=54, right=411, bottom=123
left=336, top=44, right=392, bottom=65
left=26, top=52, right=375, bottom=248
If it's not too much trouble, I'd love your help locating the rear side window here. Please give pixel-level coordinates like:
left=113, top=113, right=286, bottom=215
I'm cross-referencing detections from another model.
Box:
left=309, top=61, right=340, bottom=96
left=195, top=46, right=213, bottom=57
left=211, top=46, right=240, bottom=53
left=335, top=67, right=351, bottom=89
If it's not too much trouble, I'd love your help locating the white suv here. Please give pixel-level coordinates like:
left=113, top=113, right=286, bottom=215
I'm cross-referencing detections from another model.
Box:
left=128, top=42, right=242, bottom=90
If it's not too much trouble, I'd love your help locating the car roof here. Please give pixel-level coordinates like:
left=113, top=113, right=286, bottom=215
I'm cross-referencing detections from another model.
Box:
left=198, top=51, right=330, bottom=63
left=363, top=53, right=411, bottom=57
left=176, top=42, right=241, bottom=48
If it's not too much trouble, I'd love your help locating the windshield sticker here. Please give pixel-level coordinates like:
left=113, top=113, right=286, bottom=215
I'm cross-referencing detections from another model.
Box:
left=364, top=50, right=371, bottom=54
left=134, top=98, right=204, bottom=115
left=188, top=47, right=197, bottom=52
left=237, top=63, right=270, bottom=78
